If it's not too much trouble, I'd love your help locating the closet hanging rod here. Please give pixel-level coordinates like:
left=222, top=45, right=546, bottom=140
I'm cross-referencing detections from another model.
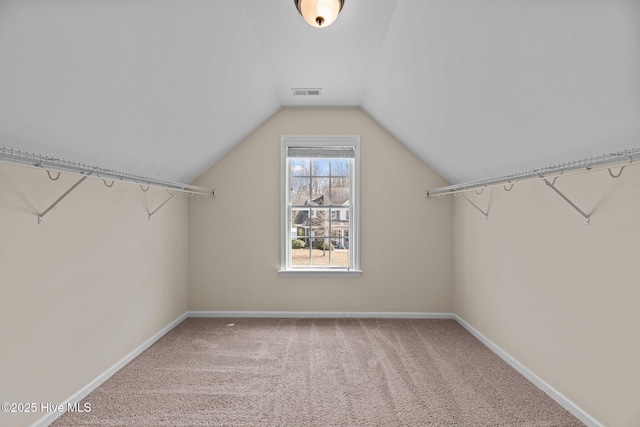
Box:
left=427, top=147, right=640, bottom=197
left=0, top=146, right=214, bottom=196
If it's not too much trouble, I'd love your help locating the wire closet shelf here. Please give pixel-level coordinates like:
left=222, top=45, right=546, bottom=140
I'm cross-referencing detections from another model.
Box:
left=0, top=145, right=214, bottom=196
left=426, top=147, right=640, bottom=197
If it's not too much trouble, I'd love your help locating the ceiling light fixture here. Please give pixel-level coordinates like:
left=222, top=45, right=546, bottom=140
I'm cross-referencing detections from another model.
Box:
left=294, top=0, right=345, bottom=28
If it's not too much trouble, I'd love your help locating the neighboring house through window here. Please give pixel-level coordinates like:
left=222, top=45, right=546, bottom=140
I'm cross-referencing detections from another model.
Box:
left=280, top=136, right=361, bottom=275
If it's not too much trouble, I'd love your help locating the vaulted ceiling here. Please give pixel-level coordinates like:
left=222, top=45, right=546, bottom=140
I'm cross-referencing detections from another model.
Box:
left=0, top=0, right=638, bottom=185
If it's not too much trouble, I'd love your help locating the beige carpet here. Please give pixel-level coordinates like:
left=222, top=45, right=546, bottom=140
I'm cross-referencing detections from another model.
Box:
left=53, top=318, right=584, bottom=426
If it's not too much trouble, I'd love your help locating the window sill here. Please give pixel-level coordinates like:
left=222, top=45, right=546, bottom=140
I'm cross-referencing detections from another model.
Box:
left=279, top=269, right=362, bottom=277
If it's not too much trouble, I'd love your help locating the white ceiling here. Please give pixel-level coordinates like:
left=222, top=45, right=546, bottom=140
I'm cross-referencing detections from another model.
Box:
left=0, top=0, right=638, bottom=184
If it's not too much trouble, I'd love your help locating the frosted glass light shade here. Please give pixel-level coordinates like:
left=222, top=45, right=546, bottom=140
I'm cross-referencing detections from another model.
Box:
left=295, top=0, right=345, bottom=28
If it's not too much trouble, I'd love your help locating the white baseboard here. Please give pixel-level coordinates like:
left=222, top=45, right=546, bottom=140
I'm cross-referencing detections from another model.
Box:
left=453, top=314, right=603, bottom=427
left=188, top=310, right=455, bottom=319
left=31, top=312, right=189, bottom=427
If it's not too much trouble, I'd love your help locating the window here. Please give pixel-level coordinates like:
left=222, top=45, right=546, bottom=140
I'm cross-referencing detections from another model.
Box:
left=280, top=136, right=360, bottom=275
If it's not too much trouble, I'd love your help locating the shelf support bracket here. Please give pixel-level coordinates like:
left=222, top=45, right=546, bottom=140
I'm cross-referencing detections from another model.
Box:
left=148, top=191, right=178, bottom=220
left=539, top=174, right=590, bottom=225
left=457, top=193, right=489, bottom=220
left=38, top=170, right=94, bottom=224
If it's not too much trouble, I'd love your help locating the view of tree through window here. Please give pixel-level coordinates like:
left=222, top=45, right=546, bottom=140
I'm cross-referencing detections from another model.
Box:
left=289, top=155, right=351, bottom=268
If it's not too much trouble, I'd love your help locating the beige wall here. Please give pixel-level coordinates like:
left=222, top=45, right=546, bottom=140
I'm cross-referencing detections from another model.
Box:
left=189, top=108, right=453, bottom=313
left=453, top=166, right=640, bottom=426
left=0, top=163, right=188, bottom=427
left=3, top=106, right=633, bottom=426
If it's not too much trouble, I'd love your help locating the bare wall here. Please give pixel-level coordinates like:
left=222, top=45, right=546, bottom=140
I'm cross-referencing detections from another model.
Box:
left=189, top=108, right=453, bottom=313
left=0, top=163, right=189, bottom=427
left=453, top=166, right=640, bottom=427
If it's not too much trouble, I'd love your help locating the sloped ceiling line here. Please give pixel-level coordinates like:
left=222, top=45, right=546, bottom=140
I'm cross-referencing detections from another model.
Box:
left=0, top=0, right=638, bottom=185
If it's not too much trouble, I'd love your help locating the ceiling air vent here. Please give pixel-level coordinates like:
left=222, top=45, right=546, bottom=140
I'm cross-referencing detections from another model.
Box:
left=292, top=88, right=322, bottom=96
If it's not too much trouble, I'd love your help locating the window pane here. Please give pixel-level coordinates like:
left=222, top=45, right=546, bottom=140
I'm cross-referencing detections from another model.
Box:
left=291, top=237, right=311, bottom=267
left=311, top=158, right=330, bottom=176
left=330, top=216, right=349, bottom=244
left=290, top=177, right=310, bottom=205
left=328, top=181, right=350, bottom=206
left=311, top=177, right=328, bottom=202
left=309, top=208, right=329, bottom=238
left=330, top=248, right=349, bottom=267
left=311, top=238, right=332, bottom=266
left=291, top=158, right=310, bottom=176
left=330, top=220, right=349, bottom=267
left=292, top=208, right=311, bottom=228
left=331, top=158, right=349, bottom=177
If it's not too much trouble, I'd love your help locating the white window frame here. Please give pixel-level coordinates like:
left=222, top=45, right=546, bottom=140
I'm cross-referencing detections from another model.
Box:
left=280, top=135, right=361, bottom=276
